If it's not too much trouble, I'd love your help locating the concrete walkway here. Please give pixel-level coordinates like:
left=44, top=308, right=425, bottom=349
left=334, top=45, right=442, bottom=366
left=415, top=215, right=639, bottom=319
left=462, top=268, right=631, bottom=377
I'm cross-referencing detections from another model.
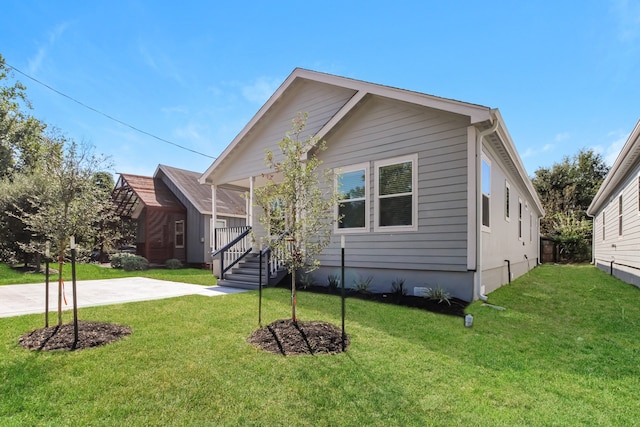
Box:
left=0, top=277, right=248, bottom=318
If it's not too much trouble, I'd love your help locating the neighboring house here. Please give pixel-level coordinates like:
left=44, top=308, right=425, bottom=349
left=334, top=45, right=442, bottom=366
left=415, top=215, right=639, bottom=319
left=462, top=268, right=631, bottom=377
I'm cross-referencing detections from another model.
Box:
left=588, top=119, right=640, bottom=287
left=199, top=68, right=544, bottom=301
left=112, top=164, right=246, bottom=265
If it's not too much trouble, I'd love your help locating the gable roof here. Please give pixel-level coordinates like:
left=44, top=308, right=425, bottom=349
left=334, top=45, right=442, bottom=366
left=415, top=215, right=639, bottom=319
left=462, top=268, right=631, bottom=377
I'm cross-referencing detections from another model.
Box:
left=112, top=173, right=184, bottom=218
left=156, top=164, right=246, bottom=216
left=588, top=119, right=640, bottom=216
left=199, top=68, right=493, bottom=184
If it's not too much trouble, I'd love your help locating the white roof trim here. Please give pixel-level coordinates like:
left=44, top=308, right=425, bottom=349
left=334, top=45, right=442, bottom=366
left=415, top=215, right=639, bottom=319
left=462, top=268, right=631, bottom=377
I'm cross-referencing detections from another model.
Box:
left=199, top=68, right=492, bottom=184
left=588, top=119, right=640, bottom=216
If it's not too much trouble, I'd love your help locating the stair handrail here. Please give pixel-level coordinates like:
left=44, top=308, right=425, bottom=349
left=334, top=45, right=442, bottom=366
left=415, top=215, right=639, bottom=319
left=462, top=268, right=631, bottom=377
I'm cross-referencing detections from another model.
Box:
left=259, top=231, right=289, bottom=283
left=212, top=226, right=252, bottom=279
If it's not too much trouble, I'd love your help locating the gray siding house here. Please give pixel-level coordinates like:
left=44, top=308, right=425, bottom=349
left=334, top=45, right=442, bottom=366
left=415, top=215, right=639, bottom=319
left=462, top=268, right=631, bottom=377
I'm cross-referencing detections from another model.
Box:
left=199, top=69, right=544, bottom=301
left=588, top=119, right=640, bottom=287
left=155, top=165, right=247, bottom=265
left=113, top=164, right=246, bottom=266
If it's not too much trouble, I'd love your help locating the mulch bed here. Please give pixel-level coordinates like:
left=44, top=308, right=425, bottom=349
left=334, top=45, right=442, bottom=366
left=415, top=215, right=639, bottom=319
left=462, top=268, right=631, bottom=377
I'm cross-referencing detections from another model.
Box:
left=246, top=283, right=468, bottom=356
left=19, top=321, right=131, bottom=351
left=247, top=318, right=348, bottom=356
left=284, top=283, right=469, bottom=317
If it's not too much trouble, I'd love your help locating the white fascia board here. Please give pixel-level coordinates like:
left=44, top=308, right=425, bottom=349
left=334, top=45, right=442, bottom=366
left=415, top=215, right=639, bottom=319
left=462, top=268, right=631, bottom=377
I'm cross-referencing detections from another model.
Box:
left=588, top=119, right=640, bottom=216
left=492, top=110, right=545, bottom=217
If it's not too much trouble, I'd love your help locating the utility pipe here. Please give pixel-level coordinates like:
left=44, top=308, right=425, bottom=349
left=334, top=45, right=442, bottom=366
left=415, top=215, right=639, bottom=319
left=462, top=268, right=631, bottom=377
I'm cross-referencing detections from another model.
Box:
left=504, top=259, right=511, bottom=283
left=474, top=112, right=499, bottom=302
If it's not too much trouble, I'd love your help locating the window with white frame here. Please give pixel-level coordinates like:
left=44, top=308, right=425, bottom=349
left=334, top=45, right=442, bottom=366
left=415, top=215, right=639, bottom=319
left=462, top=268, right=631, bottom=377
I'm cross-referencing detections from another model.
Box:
left=336, top=163, right=368, bottom=232
left=175, top=220, right=185, bottom=248
left=618, top=195, right=623, bottom=236
left=481, top=155, right=491, bottom=229
left=374, top=154, right=417, bottom=231
left=505, top=181, right=511, bottom=221
left=518, top=198, right=523, bottom=240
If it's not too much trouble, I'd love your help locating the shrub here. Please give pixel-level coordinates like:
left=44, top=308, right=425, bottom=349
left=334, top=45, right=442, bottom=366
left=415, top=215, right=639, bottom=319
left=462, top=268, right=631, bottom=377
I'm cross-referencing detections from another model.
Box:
left=122, top=255, right=149, bottom=271
left=110, top=252, right=137, bottom=269
left=298, top=272, right=315, bottom=289
left=423, top=286, right=452, bottom=306
left=391, top=278, right=406, bottom=296
left=165, top=258, right=183, bottom=269
left=353, top=275, right=373, bottom=293
left=327, top=274, right=340, bottom=291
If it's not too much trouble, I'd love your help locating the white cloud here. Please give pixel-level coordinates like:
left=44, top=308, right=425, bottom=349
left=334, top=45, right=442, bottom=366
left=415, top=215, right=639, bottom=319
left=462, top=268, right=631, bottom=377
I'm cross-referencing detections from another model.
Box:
left=242, top=76, right=281, bottom=104
left=521, top=143, right=553, bottom=159
left=521, top=147, right=535, bottom=158
left=554, top=132, right=570, bottom=142
left=28, top=22, right=69, bottom=74
left=161, top=106, right=189, bottom=115
left=604, top=134, right=628, bottom=166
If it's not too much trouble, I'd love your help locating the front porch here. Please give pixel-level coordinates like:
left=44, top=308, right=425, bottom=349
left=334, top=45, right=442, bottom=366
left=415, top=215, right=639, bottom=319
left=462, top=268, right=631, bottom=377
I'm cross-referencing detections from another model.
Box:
left=211, top=225, right=289, bottom=290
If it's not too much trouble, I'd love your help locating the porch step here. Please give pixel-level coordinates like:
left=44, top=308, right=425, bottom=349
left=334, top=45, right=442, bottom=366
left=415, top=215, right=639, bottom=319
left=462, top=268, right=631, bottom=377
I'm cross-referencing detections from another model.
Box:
left=219, top=252, right=289, bottom=290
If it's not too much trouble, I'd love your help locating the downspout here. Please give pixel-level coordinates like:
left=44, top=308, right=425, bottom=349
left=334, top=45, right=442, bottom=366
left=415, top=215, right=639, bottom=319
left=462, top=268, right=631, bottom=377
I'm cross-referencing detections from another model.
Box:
left=474, top=112, right=499, bottom=302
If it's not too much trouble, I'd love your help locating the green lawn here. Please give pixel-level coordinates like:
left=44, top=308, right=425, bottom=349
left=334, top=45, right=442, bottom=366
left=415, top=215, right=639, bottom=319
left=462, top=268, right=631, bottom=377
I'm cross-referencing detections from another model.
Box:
left=0, top=263, right=217, bottom=286
left=2, top=264, right=640, bottom=425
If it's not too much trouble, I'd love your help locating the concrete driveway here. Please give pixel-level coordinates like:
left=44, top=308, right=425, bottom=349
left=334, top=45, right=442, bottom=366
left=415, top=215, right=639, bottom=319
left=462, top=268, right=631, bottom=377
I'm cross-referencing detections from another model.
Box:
left=0, top=277, right=248, bottom=318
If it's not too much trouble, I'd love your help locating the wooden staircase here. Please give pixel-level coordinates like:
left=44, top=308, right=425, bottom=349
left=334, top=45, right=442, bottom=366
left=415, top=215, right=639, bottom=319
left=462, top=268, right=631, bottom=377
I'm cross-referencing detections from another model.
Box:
left=217, top=253, right=288, bottom=290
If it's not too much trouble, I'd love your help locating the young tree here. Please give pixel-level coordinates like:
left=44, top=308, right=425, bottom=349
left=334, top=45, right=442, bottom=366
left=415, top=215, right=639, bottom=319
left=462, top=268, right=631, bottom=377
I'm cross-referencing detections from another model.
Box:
left=532, top=148, right=609, bottom=261
left=532, top=149, right=609, bottom=235
left=254, top=113, right=340, bottom=322
left=17, top=136, right=113, bottom=325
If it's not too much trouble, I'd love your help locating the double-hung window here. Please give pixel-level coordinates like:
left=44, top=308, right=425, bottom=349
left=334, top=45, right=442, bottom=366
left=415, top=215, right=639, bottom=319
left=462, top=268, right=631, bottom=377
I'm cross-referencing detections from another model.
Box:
left=481, top=154, right=491, bottom=230
left=175, top=220, right=185, bottom=248
left=518, top=199, right=523, bottom=240
left=374, top=154, right=418, bottom=232
left=336, top=163, right=368, bottom=232
left=505, top=181, right=511, bottom=221
left=618, top=195, right=623, bottom=236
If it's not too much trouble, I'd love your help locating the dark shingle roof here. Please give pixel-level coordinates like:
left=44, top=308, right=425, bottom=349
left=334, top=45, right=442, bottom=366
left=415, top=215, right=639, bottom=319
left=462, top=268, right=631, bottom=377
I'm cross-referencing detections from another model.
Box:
left=157, top=165, right=246, bottom=216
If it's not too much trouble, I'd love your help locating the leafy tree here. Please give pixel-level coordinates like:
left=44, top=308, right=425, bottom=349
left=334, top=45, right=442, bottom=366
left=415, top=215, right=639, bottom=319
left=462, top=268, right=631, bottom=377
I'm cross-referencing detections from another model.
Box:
left=17, top=137, right=113, bottom=325
left=532, top=148, right=609, bottom=261
left=0, top=54, right=47, bottom=178
left=254, top=113, right=340, bottom=322
left=550, top=212, right=592, bottom=262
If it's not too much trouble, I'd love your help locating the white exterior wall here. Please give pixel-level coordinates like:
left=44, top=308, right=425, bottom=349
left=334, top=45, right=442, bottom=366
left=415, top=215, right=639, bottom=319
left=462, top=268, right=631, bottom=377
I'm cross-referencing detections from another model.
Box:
left=593, top=165, right=640, bottom=287
left=480, top=145, right=541, bottom=293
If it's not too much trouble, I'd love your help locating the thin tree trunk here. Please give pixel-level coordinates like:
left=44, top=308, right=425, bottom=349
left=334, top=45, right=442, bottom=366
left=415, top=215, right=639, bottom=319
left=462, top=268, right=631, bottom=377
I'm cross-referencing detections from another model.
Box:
left=291, top=269, right=297, bottom=323
left=57, top=253, right=64, bottom=326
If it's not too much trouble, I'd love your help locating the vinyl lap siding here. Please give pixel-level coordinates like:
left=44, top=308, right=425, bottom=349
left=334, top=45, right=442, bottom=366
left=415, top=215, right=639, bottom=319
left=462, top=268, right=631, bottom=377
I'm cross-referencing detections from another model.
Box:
left=594, top=166, right=640, bottom=272
left=318, top=96, right=470, bottom=272
left=213, top=80, right=357, bottom=184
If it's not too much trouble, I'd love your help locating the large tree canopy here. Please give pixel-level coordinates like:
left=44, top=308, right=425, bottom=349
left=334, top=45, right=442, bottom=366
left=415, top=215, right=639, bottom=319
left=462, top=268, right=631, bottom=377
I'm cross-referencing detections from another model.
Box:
left=532, top=148, right=609, bottom=261
left=0, top=54, right=47, bottom=178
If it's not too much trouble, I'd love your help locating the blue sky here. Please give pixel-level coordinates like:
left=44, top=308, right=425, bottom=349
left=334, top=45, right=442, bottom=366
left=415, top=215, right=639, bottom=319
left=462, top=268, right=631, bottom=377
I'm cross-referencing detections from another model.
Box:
left=1, top=1, right=639, bottom=178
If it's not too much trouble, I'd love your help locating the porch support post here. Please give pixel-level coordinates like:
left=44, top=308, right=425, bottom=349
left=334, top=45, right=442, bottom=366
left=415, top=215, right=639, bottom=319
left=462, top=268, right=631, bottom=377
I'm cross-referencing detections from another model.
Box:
left=211, top=184, right=217, bottom=250
left=248, top=176, right=255, bottom=227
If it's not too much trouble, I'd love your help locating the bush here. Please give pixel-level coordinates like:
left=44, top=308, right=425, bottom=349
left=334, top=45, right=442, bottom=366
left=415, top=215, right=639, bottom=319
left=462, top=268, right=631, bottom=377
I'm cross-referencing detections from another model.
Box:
left=391, top=278, right=406, bottom=296
left=121, top=255, right=149, bottom=271
left=110, top=252, right=137, bottom=269
left=423, top=286, right=451, bottom=306
left=165, top=258, right=183, bottom=269
left=327, top=274, right=340, bottom=291
left=298, top=272, right=315, bottom=289
left=353, top=275, right=373, bottom=293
